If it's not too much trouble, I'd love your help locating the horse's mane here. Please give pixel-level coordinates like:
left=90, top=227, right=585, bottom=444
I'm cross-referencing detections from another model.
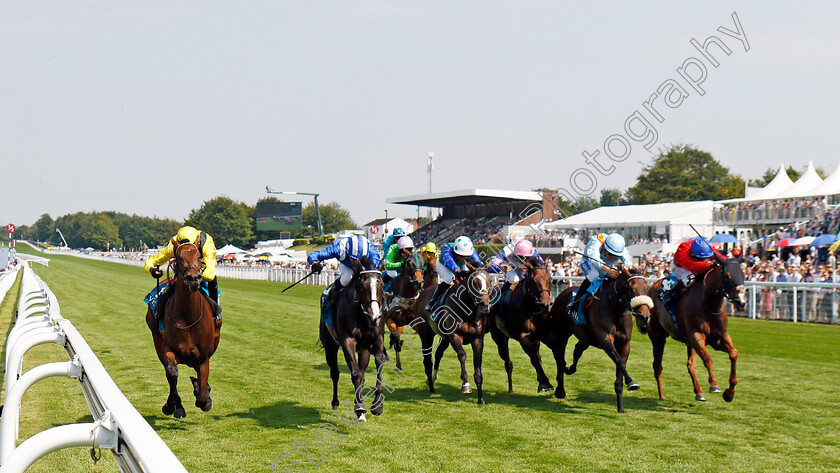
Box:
left=527, top=256, right=544, bottom=268
left=358, top=256, right=376, bottom=271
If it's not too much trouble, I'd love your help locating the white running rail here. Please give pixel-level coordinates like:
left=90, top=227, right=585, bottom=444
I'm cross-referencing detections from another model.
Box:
left=0, top=261, right=188, bottom=472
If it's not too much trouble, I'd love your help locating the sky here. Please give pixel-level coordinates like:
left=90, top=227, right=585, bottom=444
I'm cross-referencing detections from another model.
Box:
left=2, top=1, right=839, bottom=229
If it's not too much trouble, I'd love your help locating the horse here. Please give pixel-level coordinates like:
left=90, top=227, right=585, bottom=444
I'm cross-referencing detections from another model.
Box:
left=488, top=256, right=555, bottom=394
left=145, top=239, right=222, bottom=418
left=383, top=252, right=425, bottom=371
left=550, top=267, right=653, bottom=412
left=647, top=257, right=746, bottom=402
left=422, top=257, right=438, bottom=289
left=320, top=256, right=388, bottom=421
left=416, top=267, right=494, bottom=404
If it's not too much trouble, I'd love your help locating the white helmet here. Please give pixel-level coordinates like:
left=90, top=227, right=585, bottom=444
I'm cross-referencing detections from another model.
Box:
left=604, top=233, right=626, bottom=256
left=453, top=236, right=474, bottom=256
left=397, top=236, right=414, bottom=250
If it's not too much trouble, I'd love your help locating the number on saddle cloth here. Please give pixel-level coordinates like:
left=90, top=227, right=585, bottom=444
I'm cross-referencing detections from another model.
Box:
left=320, top=285, right=348, bottom=328
left=144, top=279, right=171, bottom=313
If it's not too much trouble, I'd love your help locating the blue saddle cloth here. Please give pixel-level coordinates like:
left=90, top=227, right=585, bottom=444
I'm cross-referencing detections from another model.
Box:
left=321, top=285, right=348, bottom=329
left=657, top=274, right=682, bottom=338
left=568, top=278, right=603, bottom=326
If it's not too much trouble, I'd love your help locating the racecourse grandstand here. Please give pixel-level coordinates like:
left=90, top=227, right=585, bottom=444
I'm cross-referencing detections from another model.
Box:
left=387, top=189, right=557, bottom=245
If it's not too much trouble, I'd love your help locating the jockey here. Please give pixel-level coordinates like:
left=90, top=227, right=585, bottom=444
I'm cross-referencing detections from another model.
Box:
left=489, top=239, right=545, bottom=294
left=144, top=226, right=219, bottom=319
left=660, top=237, right=724, bottom=306
left=381, top=227, right=406, bottom=262
left=567, top=233, right=632, bottom=315
left=383, top=236, right=415, bottom=290
left=424, top=236, right=483, bottom=312
left=420, top=242, right=437, bottom=265
left=308, top=234, right=382, bottom=305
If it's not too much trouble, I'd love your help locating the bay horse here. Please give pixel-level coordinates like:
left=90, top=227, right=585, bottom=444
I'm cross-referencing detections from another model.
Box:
left=422, top=256, right=438, bottom=289
left=320, top=256, right=387, bottom=421
left=416, top=267, right=494, bottom=404
left=488, top=256, right=555, bottom=394
left=383, top=252, right=425, bottom=371
left=647, top=257, right=745, bottom=402
left=145, top=239, right=221, bottom=418
left=551, top=267, right=653, bottom=412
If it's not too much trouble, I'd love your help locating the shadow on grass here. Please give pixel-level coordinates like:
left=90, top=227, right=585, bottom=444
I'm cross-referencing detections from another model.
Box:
left=222, top=401, right=323, bottom=430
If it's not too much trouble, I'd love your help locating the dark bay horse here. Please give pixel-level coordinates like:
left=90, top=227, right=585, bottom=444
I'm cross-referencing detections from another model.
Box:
left=647, top=257, right=745, bottom=402
left=422, top=257, right=438, bottom=289
left=488, top=257, right=555, bottom=394
left=417, top=268, right=494, bottom=404
left=551, top=267, right=653, bottom=412
left=383, top=253, right=425, bottom=371
left=146, top=240, right=221, bottom=418
left=320, top=257, right=388, bottom=421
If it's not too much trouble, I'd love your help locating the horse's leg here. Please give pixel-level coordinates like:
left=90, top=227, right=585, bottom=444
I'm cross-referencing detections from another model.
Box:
left=370, top=336, right=388, bottom=416
left=193, top=359, right=212, bottom=411
left=552, top=335, right=570, bottom=399
left=711, top=333, right=739, bottom=402
left=649, top=323, right=668, bottom=401
left=520, top=338, right=553, bottom=392
left=321, top=324, right=341, bottom=409
left=417, top=322, right=436, bottom=393
left=446, top=334, right=470, bottom=393
left=490, top=322, right=514, bottom=394
left=339, top=338, right=367, bottom=420
left=686, top=345, right=705, bottom=401
left=472, top=336, right=485, bottom=405
left=162, top=352, right=186, bottom=418
left=386, top=318, right=403, bottom=371
left=566, top=340, right=589, bottom=375
left=688, top=332, right=720, bottom=397
left=593, top=336, right=635, bottom=413
left=433, top=336, right=450, bottom=383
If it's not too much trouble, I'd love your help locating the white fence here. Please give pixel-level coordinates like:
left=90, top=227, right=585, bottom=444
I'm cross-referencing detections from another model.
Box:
left=42, top=248, right=840, bottom=324
left=0, top=261, right=187, bottom=472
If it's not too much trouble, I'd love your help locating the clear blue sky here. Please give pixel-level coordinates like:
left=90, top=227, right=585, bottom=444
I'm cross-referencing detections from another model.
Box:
left=2, top=1, right=838, bottom=228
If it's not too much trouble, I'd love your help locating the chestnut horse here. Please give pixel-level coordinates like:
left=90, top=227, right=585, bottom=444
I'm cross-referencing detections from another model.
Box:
left=320, top=257, right=387, bottom=421
left=416, top=267, right=494, bottom=404
left=383, top=253, right=425, bottom=370
left=489, top=257, right=555, bottom=394
left=146, top=240, right=221, bottom=418
left=647, top=257, right=745, bottom=402
left=551, top=267, right=653, bottom=412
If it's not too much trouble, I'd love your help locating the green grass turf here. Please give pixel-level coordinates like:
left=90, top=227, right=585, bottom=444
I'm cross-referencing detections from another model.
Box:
left=2, top=245, right=839, bottom=472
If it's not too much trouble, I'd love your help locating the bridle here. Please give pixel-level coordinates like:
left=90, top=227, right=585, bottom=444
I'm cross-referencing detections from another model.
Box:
left=168, top=241, right=206, bottom=330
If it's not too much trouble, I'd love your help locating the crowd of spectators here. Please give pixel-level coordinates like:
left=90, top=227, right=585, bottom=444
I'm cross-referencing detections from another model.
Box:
left=715, top=198, right=827, bottom=224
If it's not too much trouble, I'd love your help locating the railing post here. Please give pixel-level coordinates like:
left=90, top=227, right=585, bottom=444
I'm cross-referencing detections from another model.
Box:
left=792, top=286, right=798, bottom=323
left=749, top=285, right=756, bottom=319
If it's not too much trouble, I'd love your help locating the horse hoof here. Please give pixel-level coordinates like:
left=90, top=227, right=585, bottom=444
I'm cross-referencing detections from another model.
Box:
left=695, top=393, right=706, bottom=402
left=462, top=383, right=472, bottom=394
left=723, top=390, right=735, bottom=402
left=358, top=413, right=367, bottom=422
left=371, top=405, right=384, bottom=416
left=197, top=399, right=212, bottom=411
left=538, top=383, right=554, bottom=393
left=565, top=367, right=576, bottom=375
left=432, top=370, right=438, bottom=381
left=477, top=398, right=486, bottom=405
left=710, top=385, right=722, bottom=393
left=627, top=382, right=640, bottom=391
left=555, top=388, right=566, bottom=400
left=162, top=404, right=175, bottom=416
left=508, top=389, right=514, bottom=395
left=331, top=402, right=339, bottom=410
left=174, top=407, right=187, bottom=419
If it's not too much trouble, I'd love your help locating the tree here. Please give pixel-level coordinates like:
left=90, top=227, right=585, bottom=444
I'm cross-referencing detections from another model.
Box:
left=302, top=201, right=356, bottom=235
left=81, top=214, right=122, bottom=250
left=625, top=144, right=744, bottom=204
left=186, top=196, right=253, bottom=247
left=557, top=196, right=600, bottom=216
left=599, top=188, right=624, bottom=207
left=29, top=214, right=54, bottom=242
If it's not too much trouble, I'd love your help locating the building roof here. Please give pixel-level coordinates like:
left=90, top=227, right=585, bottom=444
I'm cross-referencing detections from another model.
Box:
left=363, top=217, right=405, bottom=226
left=542, top=201, right=714, bottom=229
left=387, top=188, right=542, bottom=208
left=775, top=161, right=823, bottom=199
left=801, top=158, right=840, bottom=197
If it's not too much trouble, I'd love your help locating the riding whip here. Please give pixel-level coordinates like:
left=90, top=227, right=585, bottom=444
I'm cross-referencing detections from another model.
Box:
left=281, top=270, right=317, bottom=293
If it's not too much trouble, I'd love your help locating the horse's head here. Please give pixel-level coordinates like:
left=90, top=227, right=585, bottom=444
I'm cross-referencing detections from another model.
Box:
left=403, top=252, right=424, bottom=293
left=463, top=268, right=493, bottom=314
left=522, top=257, right=552, bottom=314
left=352, top=256, right=384, bottom=328
left=719, top=257, right=747, bottom=311
left=617, top=267, right=654, bottom=334
left=174, top=239, right=203, bottom=293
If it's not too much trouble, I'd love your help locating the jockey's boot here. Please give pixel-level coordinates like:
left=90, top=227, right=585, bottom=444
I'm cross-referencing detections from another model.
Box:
left=661, top=280, right=685, bottom=309
left=567, top=278, right=592, bottom=313
left=327, top=280, right=343, bottom=307
left=156, top=285, right=173, bottom=321
left=424, top=283, right=450, bottom=312
left=208, top=277, right=219, bottom=304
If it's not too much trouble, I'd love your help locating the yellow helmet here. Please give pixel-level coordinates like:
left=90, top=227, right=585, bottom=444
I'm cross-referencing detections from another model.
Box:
left=422, top=242, right=437, bottom=254
left=176, top=226, right=200, bottom=244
